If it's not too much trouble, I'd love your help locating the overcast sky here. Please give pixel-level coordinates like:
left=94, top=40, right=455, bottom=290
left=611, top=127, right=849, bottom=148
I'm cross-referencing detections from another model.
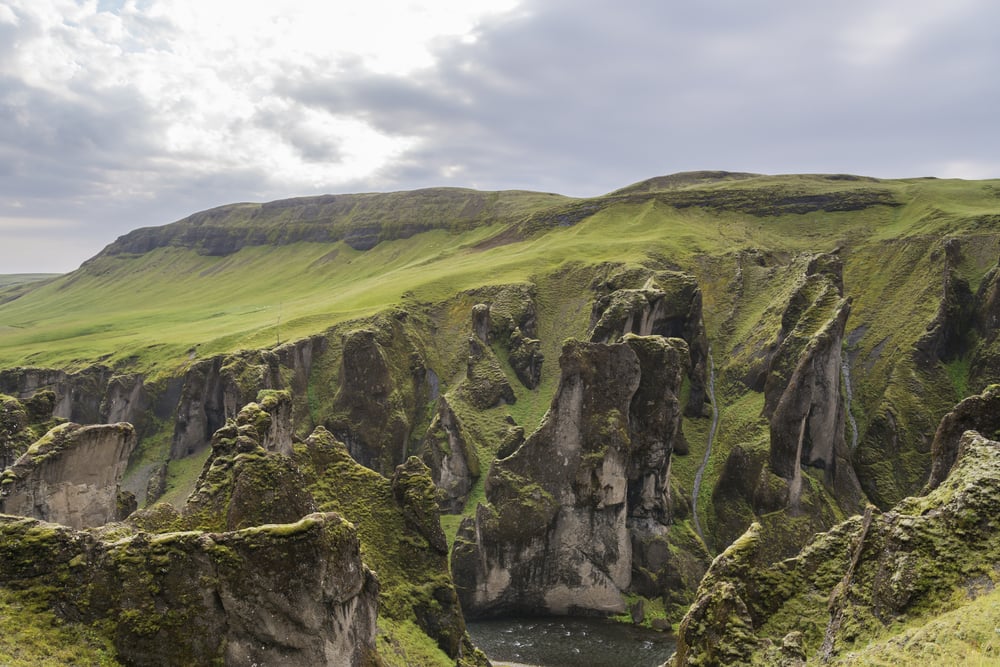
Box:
left=2, top=0, right=999, bottom=273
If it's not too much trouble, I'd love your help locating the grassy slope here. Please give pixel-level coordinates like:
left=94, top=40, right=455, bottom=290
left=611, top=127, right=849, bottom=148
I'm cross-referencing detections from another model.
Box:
left=0, top=176, right=932, bottom=373
left=823, top=587, right=1000, bottom=666
left=0, top=274, right=60, bottom=288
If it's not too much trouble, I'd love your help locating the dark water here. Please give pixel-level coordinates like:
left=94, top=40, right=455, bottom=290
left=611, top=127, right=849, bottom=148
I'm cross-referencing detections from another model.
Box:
left=465, top=617, right=675, bottom=667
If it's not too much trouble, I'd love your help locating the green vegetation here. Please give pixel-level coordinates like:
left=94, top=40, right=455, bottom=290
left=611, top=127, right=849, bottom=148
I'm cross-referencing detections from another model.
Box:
left=0, top=274, right=59, bottom=288
left=4, top=173, right=1000, bottom=663
left=823, top=587, right=1000, bottom=666
left=0, top=588, right=118, bottom=666
left=2, top=175, right=993, bottom=377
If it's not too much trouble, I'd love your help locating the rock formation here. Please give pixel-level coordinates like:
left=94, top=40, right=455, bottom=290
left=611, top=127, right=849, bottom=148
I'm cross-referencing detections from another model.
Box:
left=419, top=396, right=480, bottom=512
left=177, top=400, right=315, bottom=532
left=925, top=384, right=1000, bottom=489
left=0, top=422, right=136, bottom=529
left=452, top=336, right=705, bottom=618
left=589, top=270, right=709, bottom=417
left=0, top=391, right=58, bottom=469
left=0, top=365, right=113, bottom=424
left=672, top=428, right=1000, bottom=665
left=296, top=427, right=487, bottom=665
left=328, top=315, right=437, bottom=475
left=0, top=512, right=379, bottom=667
left=762, top=257, right=863, bottom=512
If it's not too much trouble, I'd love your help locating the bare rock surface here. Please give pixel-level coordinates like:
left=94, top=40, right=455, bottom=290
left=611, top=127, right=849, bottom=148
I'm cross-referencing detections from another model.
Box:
left=0, top=422, right=136, bottom=529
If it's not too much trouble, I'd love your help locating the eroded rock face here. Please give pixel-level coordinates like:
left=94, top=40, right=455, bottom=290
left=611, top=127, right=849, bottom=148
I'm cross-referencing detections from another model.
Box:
left=589, top=271, right=709, bottom=417
left=179, top=399, right=315, bottom=532
left=296, top=427, right=483, bottom=663
left=467, top=285, right=544, bottom=389
left=419, top=396, right=479, bottom=513
left=673, top=429, right=1000, bottom=665
left=757, top=256, right=863, bottom=511
left=0, top=512, right=379, bottom=667
left=0, top=422, right=136, bottom=529
left=914, top=238, right=975, bottom=367
left=100, top=374, right=148, bottom=427
left=0, top=366, right=113, bottom=423
left=462, top=337, right=516, bottom=409
left=452, top=337, right=699, bottom=617
left=329, top=319, right=436, bottom=475
left=925, top=384, right=1000, bottom=490
left=0, top=391, right=57, bottom=469
left=171, top=358, right=227, bottom=458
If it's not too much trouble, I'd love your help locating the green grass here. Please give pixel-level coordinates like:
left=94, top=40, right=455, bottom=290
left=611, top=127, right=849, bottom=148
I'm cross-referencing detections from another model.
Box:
left=823, top=587, right=1000, bottom=666
left=0, top=588, right=118, bottom=666
left=6, top=175, right=998, bottom=376
left=156, top=447, right=212, bottom=508
left=0, top=274, right=60, bottom=288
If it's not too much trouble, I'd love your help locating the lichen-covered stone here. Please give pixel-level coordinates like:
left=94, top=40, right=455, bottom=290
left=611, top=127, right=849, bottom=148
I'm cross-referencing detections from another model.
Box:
left=297, top=426, right=485, bottom=665
left=672, top=429, right=1000, bottom=665
left=181, top=407, right=315, bottom=532
left=589, top=271, right=709, bottom=417
left=328, top=320, right=436, bottom=475
left=0, top=512, right=379, bottom=667
left=461, top=337, right=516, bottom=409
left=925, top=384, right=1000, bottom=490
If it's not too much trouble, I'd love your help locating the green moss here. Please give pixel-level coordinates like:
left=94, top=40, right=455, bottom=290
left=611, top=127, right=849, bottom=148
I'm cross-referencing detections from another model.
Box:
left=0, top=588, right=118, bottom=666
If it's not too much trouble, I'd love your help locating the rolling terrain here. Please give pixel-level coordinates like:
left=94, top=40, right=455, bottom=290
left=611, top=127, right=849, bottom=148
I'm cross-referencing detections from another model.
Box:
left=2, top=171, right=1000, bottom=665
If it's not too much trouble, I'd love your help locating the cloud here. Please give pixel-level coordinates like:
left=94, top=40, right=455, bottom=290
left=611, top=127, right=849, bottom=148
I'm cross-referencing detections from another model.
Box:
left=1, top=0, right=999, bottom=272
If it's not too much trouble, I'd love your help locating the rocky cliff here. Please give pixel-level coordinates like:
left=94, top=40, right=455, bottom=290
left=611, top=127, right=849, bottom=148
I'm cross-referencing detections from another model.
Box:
left=0, top=422, right=135, bottom=529
left=671, top=393, right=1000, bottom=665
left=452, top=336, right=708, bottom=618
left=0, top=512, right=379, bottom=666
left=3, top=174, right=1000, bottom=662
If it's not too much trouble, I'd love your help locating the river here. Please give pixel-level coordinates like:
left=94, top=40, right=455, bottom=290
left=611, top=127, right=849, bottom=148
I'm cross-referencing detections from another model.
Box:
left=466, top=617, right=675, bottom=667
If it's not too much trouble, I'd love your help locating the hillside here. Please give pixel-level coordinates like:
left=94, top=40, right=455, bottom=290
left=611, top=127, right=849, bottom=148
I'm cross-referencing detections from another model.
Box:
left=2, top=171, right=1000, bottom=665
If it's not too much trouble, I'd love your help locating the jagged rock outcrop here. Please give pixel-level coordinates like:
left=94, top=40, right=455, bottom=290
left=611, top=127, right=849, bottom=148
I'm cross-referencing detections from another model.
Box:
left=419, top=396, right=480, bottom=512
left=763, top=262, right=862, bottom=511
left=0, top=512, right=379, bottom=667
left=471, top=303, right=492, bottom=344
left=0, top=422, right=136, bottom=529
left=708, top=253, right=865, bottom=556
left=589, top=270, right=709, bottom=417
left=328, top=315, right=437, bottom=475
left=466, top=285, right=544, bottom=389
left=297, top=427, right=487, bottom=665
left=452, top=336, right=703, bottom=618
left=177, top=400, right=315, bottom=532
left=171, top=357, right=227, bottom=458
left=925, top=384, right=1000, bottom=490
left=0, top=391, right=58, bottom=469
left=672, top=429, right=1000, bottom=665
left=461, top=336, right=516, bottom=409
left=970, top=255, right=1000, bottom=391
left=914, top=238, right=975, bottom=366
